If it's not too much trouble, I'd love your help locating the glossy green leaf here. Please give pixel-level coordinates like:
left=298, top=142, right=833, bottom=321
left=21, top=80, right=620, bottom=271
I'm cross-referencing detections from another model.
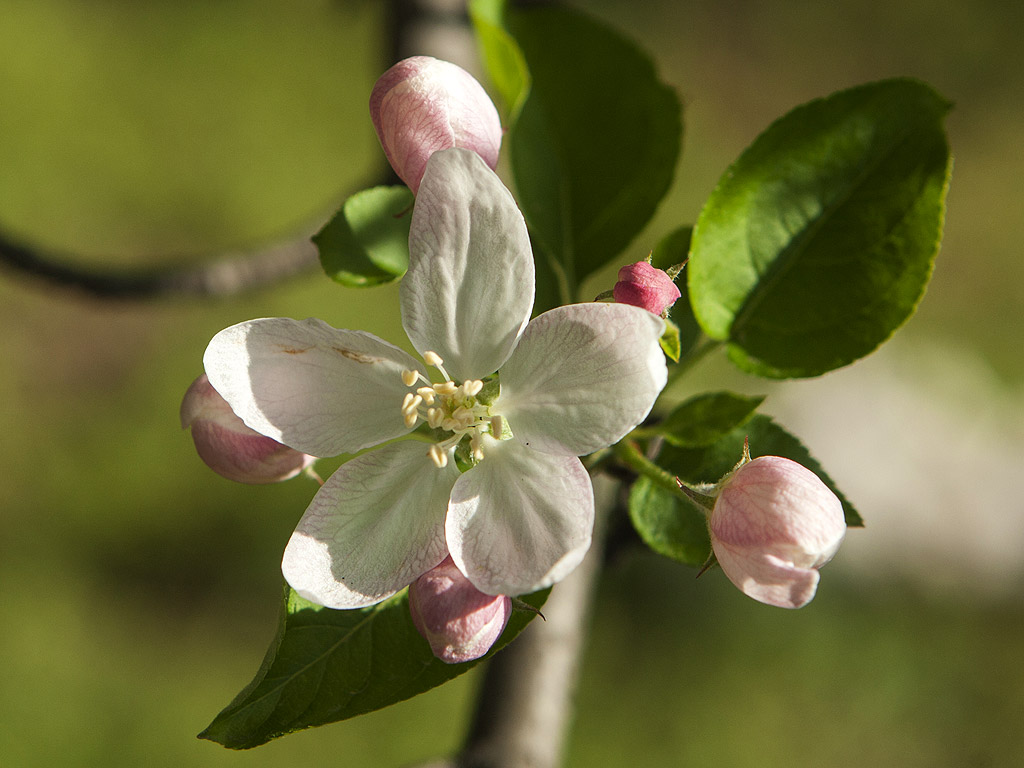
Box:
left=689, top=79, right=952, bottom=378
left=660, top=391, right=765, bottom=448
left=628, top=476, right=710, bottom=567
left=200, top=584, right=548, bottom=749
left=481, top=1, right=681, bottom=290
left=661, top=414, right=862, bottom=527
left=314, top=185, right=414, bottom=287
left=469, top=0, right=529, bottom=120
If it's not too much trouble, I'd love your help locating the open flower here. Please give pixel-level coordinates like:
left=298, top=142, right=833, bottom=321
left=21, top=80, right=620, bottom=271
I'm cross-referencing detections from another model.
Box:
left=203, top=148, right=667, bottom=607
left=710, top=455, right=846, bottom=609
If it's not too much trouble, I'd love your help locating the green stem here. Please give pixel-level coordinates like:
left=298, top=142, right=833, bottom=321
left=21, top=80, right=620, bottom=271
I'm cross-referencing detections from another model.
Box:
left=626, top=425, right=662, bottom=441
left=613, top=439, right=717, bottom=513
left=613, top=440, right=681, bottom=496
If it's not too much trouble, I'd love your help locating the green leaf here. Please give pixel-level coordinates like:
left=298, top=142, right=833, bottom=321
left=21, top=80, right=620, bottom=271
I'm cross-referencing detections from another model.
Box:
left=650, top=225, right=699, bottom=358
left=661, top=414, right=863, bottom=527
left=660, top=391, right=765, bottom=448
left=469, top=0, right=530, bottom=120
left=200, top=585, right=548, bottom=749
left=688, top=79, right=952, bottom=378
left=628, top=475, right=710, bottom=567
left=487, top=2, right=681, bottom=290
left=314, top=185, right=414, bottom=287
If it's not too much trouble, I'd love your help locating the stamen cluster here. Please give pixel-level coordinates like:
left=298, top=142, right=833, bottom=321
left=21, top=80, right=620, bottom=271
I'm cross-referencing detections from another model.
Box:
left=401, top=351, right=495, bottom=468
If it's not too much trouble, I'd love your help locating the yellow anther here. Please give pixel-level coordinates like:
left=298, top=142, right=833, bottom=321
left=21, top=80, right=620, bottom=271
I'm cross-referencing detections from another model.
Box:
left=490, top=415, right=504, bottom=439
left=428, top=443, right=448, bottom=468
left=426, top=407, right=443, bottom=428
left=470, top=434, right=484, bottom=461
left=401, top=394, right=424, bottom=428
left=451, top=407, right=476, bottom=429
left=403, top=357, right=493, bottom=462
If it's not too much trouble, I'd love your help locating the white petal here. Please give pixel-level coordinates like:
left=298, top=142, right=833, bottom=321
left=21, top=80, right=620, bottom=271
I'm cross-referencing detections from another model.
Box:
left=497, top=303, right=667, bottom=456
left=446, top=436, right=594, bottom=596
left=712, top=544, right=821, bottom=610
left=181, top=373, right=314, bottom=484
left=402, top=148, right=534, bottom=382
left=203, top=317, right=424, bottom=457
left=282, top=441, right=460, bottom=609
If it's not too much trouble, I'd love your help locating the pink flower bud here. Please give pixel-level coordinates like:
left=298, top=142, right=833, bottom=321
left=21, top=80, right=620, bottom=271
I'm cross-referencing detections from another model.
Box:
left=409, top=556, right=512, bottom=664
left=180, top=374, right=314, bottom=484
left=710, top=456, right=846, bottom=609
left=370, top=56, right=502, bottom=193
left=613, top=261, right=681, bottom=315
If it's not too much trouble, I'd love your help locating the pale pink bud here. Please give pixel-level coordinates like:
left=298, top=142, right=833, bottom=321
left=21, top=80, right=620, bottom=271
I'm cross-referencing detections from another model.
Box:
left=613, top=261, right=681, bottom=315
left=409, top=556, right=512, bottom=664
left=370, top=56, right=502, bottom=193
left=180, top=374, right=314, bottom=484
left=710, top=456, right=846, bottom=609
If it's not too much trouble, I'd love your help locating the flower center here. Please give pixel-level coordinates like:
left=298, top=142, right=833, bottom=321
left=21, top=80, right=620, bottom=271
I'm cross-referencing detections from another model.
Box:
left=401, top=351, right=502, bottom=468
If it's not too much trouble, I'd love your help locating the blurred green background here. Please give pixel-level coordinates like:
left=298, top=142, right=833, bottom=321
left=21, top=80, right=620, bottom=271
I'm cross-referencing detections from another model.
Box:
left=1, top=1, right=1021, bottom=766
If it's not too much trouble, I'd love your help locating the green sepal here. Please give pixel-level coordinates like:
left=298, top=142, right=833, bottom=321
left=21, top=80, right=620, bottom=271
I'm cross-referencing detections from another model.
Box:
left=659, top=319, right=682, bottom=362
left=672, top=476, right=717, bottom=512
left=510, top=596, right=545, bottom=619
left=314, top=185, right=414, bottom=287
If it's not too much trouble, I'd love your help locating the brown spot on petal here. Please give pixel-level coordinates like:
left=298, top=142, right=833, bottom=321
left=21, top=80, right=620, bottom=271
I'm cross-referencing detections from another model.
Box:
left=279, top=346, right=309, bottom=355
left=334, top=347, right=383, bottom=364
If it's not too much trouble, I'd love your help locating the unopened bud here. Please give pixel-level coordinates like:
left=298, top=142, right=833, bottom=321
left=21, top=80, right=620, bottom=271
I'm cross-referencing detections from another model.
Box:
left=409, top=556, right=512, bottom=664
left=710, top=455, right=846, bottom=609
left=180, top=374, right=315, bottom=484
left=613, top=261, right=681, bottom=316
left=370, top=56, right=502, bottom=193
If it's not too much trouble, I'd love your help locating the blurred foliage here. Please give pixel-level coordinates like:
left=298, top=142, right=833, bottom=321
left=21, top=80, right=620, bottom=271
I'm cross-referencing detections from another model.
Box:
left=0, top=0, right=1022, bottom=766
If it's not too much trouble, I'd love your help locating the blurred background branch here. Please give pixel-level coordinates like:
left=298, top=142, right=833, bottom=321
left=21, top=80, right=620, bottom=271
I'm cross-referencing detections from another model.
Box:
left=0, top=231, right=320, bottom=299
left=0, top=0, right=484, bottom=301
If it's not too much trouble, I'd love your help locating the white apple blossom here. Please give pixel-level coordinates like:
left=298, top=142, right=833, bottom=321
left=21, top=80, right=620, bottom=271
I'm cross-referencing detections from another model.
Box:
left=203, top=148, right=667, bottom=607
